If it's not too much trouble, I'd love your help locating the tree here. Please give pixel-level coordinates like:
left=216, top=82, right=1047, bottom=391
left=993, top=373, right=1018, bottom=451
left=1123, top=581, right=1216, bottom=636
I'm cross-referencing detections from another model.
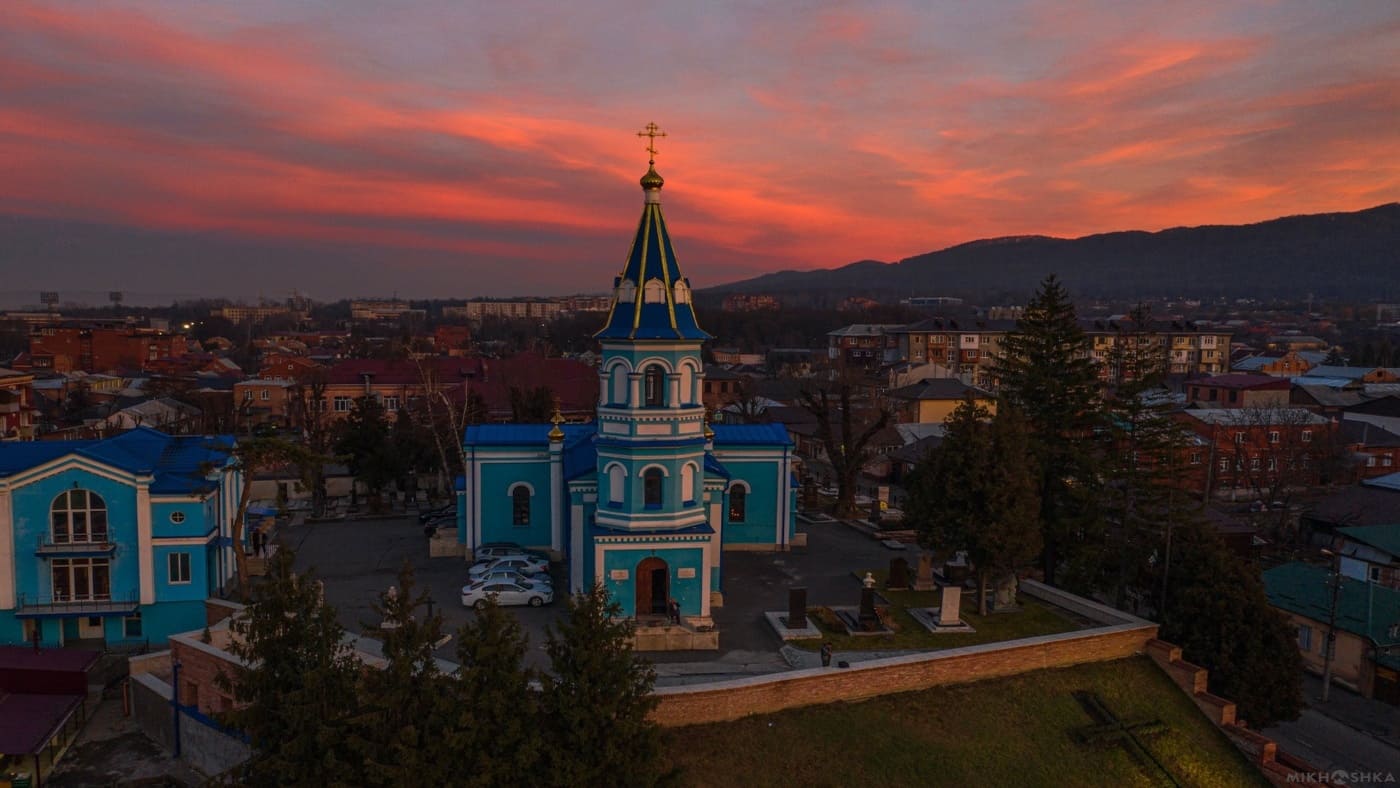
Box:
left=906, top=398, right=1041, bottom=614
left=349, top=562, right=452, bottom=785
left=510, top=385, right=556, bottom=422
left=414, top=359, right=486, bottom=491
left=1215, top=405, right=1343, bottom=544
left=334, top=396, right=401, bottom=510
left=444, top=596, right=544, bottom=787
left=228, top=437, right=322, bottom=600
left=540, top=584, right=665, bottom=788
left=796, top=372, right=893, bottom=518
left=1322, top=347, right=1346, bottom=366
left=218, top=549, right=363, bottom=785
left=992, top=274, right=1103, bottom=587
left=1159, top=522, right=1304, bottom=726
left=287, top=368, right=332, bottom=517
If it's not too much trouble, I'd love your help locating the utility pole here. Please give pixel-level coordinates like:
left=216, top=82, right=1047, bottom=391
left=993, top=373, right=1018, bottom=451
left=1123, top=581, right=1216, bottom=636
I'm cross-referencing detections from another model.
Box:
left=1320, top=549, right=1344, bottom=703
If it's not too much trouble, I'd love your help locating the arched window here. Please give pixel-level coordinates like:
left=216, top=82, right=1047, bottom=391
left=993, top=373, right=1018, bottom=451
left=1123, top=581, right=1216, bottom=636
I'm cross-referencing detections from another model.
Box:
left=52, top=489, right=108, bottom=544
left=673, top=280, right=691, bottom=304
left=729, top=484, right=748, bottom=523
left=644, top=468, right=663, bottom=507
left=608, top=464, right=626, bottom=505
left=610, top=365, right=629, bottom=405
left=616, top=280, right=636, bottom=303
left=644, top=365, right=666, bottom=407
left=681, top=463, right=697, bottom=504
left=643, top=278, right=666, bottom=304
left=678, top=363, right=695, bottom=406
left=511, top=485, right=531, bottom=526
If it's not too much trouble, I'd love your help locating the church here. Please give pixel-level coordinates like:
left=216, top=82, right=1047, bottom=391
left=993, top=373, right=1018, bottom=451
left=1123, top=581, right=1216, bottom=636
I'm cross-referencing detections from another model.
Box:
left=456, top=131, right=796, bottom=630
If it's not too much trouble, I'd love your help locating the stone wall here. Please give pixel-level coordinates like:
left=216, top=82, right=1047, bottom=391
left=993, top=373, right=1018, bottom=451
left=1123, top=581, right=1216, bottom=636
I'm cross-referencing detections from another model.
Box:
left=169, top=636, right=241, bottom=716
left=130, top=670, right=250, bottom=779
left=651, top=623, right=1156, bottom=726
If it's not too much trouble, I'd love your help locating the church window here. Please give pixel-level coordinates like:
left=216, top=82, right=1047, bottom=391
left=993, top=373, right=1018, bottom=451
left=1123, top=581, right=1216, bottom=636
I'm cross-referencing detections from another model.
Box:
left=511, top=486, right=530, bottom=526
left=729, top=484, right=748, bottom=523
left=608, top=464, right=626, bottom=505
left=616, top=280, right=636, bottom=303
left=52, top=489, right=108, bottom=544
left=673, top=280, right=690, bottom=304
left=681, top=463, right=696, bottom=504
left=644, top=366, right=666, bottom=407
left=643, top=278, right=666, bottom=304
left=610, top=365, right=628, bottom=405
left=644, top=469, right=663, bottom=507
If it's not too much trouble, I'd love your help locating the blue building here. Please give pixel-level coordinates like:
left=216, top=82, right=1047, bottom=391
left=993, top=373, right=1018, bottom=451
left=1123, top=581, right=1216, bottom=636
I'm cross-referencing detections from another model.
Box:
left=460, top=157, right=796, bottom=627
left=0, top=427, right=240, bottom=647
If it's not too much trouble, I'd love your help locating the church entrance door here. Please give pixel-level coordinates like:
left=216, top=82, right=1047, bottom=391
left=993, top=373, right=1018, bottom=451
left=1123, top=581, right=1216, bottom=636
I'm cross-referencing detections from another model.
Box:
left=635, top=557, right=669, bottom=616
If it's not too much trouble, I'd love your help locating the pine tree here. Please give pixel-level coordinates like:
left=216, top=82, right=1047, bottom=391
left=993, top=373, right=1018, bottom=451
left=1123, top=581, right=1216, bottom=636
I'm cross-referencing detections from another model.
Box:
left=992, top=274, right=1103, bottom=587
left=218, top=549, right=364, bottom=785
left=540, top=584, right=665, bottom=788
left=227, top=437, right=325, bottom=600
left=349, top=562, right=452, bottom=785
left=906, top=397, right=1041, bottom=614
left=1159, top=522, right=1304, bottom=726
left=334, top=396, right=401, bottom=509
left=445, top=596, right=544, bottom=787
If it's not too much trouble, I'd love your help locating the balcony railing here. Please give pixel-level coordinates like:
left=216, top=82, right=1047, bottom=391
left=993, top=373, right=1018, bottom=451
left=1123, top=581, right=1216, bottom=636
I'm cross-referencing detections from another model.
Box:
left=35, top=537, right=117, bottom=557
left=16, top=592, right=139, bottom=617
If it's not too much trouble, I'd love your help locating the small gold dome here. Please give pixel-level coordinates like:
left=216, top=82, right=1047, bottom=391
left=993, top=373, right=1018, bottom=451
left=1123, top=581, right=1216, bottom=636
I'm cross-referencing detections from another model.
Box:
left=640, top=165, right=664, bottom=190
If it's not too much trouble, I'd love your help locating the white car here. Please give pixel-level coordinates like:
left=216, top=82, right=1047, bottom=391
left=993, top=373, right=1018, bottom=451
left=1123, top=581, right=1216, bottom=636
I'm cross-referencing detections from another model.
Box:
left=468, top=555, right=550, bottom=579
left=461, top=580, right=553, bottom=609
left=467, top=569, right=552, bottom=588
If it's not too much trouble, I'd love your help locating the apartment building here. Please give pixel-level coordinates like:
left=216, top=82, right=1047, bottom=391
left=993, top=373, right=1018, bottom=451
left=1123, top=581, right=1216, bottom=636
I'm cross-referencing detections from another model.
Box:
left=22, top=326, right=188, bottom=374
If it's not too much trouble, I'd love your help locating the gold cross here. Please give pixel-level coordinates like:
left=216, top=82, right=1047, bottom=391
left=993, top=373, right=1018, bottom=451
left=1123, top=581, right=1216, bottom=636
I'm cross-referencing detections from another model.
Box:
left=637, top=122, right=667, bottom=164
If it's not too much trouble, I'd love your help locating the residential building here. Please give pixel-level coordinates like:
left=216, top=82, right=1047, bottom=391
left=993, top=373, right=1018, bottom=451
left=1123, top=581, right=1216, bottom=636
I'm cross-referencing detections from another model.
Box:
left=1185, top=375, right=1291, bottom=409
left=233, top=379, right=299, bottom=432
left=432, top=325, right=473, bottom=356
left=721, top=294, right=781, bottom=312
left=1175, top=408, right=1336, bottom=497
left=701, top=366, right=747, bottom=413
left=886, top=379, right=996, bottom=424
left=0, top=427, right=240, bottom=648
left=0, top=369, right=37, bottom=441
left=1267, top=335, right=1329, bottom=352
left=1082, top=320, right=1231, bottom=379
left=102, top=398, right=203, bottom=435
left=1232, top=350, right=1323, bottom=377
left=1340, top=418, right=1400, bottom=479
left=210, top=304, right=304, bottom=324
left=349, top=300, right=425, bottom=322
left=1332, top=525, right=1400, bottom=590
left=827, top=324, right=901, bottom=371
left=22, top=326, right=188, bottom=374
left=1263, top=562, right=1400, bottom=705
left=256, top=354, right=323, bottom=381
left=458, top=162, right=796, bottom=642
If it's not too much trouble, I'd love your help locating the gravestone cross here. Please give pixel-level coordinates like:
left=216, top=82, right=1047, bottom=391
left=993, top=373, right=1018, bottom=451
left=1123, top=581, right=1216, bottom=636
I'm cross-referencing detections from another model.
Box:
left=1071, top=691, right=1177, bottom=787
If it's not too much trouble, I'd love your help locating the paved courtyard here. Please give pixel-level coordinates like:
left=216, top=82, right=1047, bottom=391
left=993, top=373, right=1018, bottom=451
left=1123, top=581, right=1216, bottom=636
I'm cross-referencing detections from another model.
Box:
left=284, top=513, right=907, bottom=672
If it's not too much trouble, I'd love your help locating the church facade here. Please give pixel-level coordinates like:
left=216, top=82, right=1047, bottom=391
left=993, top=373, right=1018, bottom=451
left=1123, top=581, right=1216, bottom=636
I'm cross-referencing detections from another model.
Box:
left=457, top=153, right=796, bottom=626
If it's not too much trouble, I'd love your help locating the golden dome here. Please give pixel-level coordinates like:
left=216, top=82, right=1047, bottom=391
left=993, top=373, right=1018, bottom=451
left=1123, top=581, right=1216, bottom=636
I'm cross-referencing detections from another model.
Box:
left=640, top=165, right=665, bottom=191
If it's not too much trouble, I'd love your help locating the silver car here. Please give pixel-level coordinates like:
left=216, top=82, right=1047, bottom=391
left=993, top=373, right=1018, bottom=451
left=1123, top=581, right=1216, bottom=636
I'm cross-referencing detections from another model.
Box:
left=466, top=569, right=552, bottom=589
left=461, top=580, right=553, bottom=609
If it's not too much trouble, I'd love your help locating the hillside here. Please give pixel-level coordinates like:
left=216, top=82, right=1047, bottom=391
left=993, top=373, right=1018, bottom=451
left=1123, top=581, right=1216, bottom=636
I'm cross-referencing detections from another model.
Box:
left=706, top=203, right=1400, bottom=302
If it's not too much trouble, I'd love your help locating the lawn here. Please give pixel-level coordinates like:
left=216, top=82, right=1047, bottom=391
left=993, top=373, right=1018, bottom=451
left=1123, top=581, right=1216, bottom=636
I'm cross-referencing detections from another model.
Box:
left=663, top=657, right=1268, bottom=788
left=789, top=570, right=1082, bottom=651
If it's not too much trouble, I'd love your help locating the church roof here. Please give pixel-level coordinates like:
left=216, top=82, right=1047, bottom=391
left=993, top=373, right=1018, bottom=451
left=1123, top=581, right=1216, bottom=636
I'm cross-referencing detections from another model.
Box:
left=0, top=426, right=235, bottom=494
left=711, top=423, right=791, bottom=446
left=594, top=165, right=710, bottom=342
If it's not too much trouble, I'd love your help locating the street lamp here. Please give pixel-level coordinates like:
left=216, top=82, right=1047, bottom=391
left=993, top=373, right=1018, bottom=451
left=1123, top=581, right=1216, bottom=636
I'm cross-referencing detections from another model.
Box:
left=1319, top=549, right=1344, bottom=704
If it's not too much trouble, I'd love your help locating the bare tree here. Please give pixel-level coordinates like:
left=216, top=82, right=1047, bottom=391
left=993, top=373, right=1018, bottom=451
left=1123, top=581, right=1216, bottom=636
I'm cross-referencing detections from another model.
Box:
left=1215, top=405, right=1342, bottom=542
left=414, top=360, right=485, bottom=494
left=287, top=368, right=332, bottom=517
left=796, top=370, right=893, bottom=518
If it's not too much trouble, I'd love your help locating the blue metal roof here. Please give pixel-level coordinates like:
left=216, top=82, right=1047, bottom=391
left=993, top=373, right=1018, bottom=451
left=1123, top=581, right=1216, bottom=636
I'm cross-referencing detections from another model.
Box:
left=704, top=453, right=731, bottom=479
left=594, top=174, right=710, bottom=341
left=1363, top=471, right=1400, bottom=492
left=563, top=432, right=598, bottom=481
left=711, top=423, right=791, bottom=446
left=0, top=427, right=235, bottom=494
left=1289, top=376, right=1355, bottom=389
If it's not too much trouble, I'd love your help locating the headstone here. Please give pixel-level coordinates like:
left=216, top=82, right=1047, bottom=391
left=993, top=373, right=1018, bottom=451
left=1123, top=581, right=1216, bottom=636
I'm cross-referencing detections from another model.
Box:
left=944, top=551, right=969, bottom=585
left=858, top=587, right=879, bottom=631
left=994, top=574, right=1019, bottom=610
left=937, top=585, right=962, bottom=627
left=913, top=552, right=936, bottom=591
left=862, top=572, right=877, bottom=590
left=868, top=498, right=882, bottom=524
left=887, top=558, right=910, bottom=590
left=788, top=587, right=808, bottom=630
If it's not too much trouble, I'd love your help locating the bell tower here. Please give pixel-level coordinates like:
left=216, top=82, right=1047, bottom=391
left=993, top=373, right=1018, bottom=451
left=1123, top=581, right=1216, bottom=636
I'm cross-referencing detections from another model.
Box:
left=592, top=124, right=711, bottom=532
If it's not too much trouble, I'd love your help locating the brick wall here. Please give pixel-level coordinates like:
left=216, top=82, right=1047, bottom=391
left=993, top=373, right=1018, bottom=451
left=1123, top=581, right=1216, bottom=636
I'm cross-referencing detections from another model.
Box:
left=170, top=636, right=241, bottom=716
left=651, top=624, right=1156, bottom=727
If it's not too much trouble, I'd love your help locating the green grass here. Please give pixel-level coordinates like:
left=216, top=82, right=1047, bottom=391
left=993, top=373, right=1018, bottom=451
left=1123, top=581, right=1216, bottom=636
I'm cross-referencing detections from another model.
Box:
left=789, top=570, right=1081, bottom=651
left=664, top=657, right=1268, bottom=788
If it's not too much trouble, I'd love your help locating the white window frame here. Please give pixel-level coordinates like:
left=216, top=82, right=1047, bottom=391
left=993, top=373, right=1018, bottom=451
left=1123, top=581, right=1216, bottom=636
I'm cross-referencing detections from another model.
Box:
left=169, top=552, right=192, bottom=585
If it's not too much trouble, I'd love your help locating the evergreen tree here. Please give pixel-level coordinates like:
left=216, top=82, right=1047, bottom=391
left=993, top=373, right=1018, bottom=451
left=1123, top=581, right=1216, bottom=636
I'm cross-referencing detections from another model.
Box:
left=1159, top=522, right=1304, bottom=727
left=334, top=396, right=401, bottom=508
left=540, top=584, right=665, bottom=788
left=1321, top=347, right=1346, bottom=366
left=992, top=274, right=1103, bottom=587
left=445, top=596, right=544, bottom=787
left=349, top=562, right=452, bottom=784
left=906, top=398, right=1040, bottom=614
left=218, top=549, right=363, bottom=785
left=509, top=385, right=556, bottom=422
left=1100, top=306, right=1202, bottom=612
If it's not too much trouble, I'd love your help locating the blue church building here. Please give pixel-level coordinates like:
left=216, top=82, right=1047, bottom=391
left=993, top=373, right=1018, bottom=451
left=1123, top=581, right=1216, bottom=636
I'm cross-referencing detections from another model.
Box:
left=0, top=427, right=240, bottom=647
left=459, top=154, right=796, bottom=628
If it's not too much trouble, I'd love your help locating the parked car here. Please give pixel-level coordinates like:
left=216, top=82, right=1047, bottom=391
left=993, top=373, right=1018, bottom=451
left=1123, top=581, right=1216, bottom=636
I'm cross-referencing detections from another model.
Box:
left=461, top=580, right=553, bottom=609
left=418, top=504, right=454, bottom=524
left=468, top=555, right=550, bottom=579
left=475, top=543, right=548, bottom=562
left=466, top=569, right=553, bottom=589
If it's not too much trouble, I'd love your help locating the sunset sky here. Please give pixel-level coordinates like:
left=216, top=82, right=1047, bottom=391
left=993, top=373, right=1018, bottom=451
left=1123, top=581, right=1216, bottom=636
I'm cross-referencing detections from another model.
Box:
left=2, top=0, right=1397, bottom=303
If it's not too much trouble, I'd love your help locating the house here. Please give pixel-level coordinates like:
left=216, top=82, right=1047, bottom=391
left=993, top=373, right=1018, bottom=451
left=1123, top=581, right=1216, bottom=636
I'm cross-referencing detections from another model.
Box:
left=457, top=162, right=796, bottom=644
left=1291, top=385, right=1366, bottom=416
left=1267, top=335, right=1329, bottom=352
left=1332, top=524, right=1400, bottom=589
left=101, top=397, right=203, bottom=434
left=1233, top=350, right=1323, bottom=377
left=1175, top=408, right=1336, bottom=497
left=21, top=326, right=188, bottom=374
left=0, top=427, right=240, bottom=648
left=886, top=378, right=996, bottom=423
left=701, top=366, right=746, bottom=413
left=826, top=325, right=900, bottom=371
left=1339, top=418, right=1400, bottom=479
left=1185, top=375, right=1290, bottom=409
left=0, top=369, right=37, bottom=441
left=232, top=378, right=299, bottom=432
left=1263, top=562, right=1400, bottom=705
left=256, top=354, right=323, bottom=381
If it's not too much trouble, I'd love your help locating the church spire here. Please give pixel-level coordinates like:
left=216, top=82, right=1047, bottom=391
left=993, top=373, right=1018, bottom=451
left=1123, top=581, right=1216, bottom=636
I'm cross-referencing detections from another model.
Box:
left=594, top=124, right=710, bottom=341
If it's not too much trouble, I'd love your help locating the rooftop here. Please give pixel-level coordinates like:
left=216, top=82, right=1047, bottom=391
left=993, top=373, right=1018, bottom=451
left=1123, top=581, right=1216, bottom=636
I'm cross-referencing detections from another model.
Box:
left=0, top=427, right=236, bottom=494
left=1263, top=561, right=1400, bottom=647
left=1189, top=374, right=1290, bottom=391
left=1338, top=524, right=1400, bottom=559
left=888, top=378, right=994, bottom=401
